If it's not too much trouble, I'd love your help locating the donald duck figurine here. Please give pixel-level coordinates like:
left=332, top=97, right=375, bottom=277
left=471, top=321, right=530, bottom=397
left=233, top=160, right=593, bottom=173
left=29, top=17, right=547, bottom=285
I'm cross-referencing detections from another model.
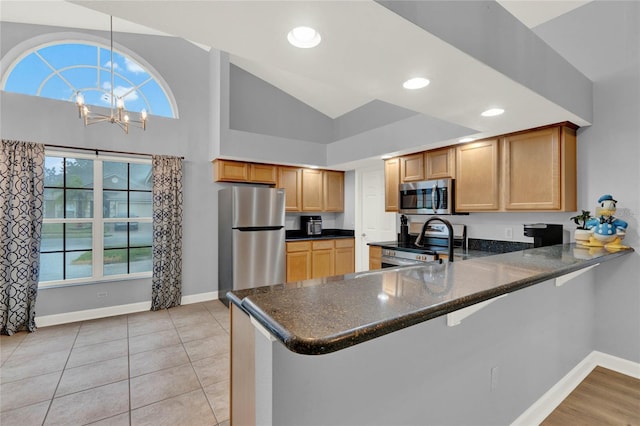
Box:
left=581, top=194, right=629, bottom=250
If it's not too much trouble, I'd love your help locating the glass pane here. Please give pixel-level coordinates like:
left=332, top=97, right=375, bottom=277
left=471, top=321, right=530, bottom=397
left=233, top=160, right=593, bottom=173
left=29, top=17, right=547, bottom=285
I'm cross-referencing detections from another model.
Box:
left=67, top=250, right=92, bottom=279
left=111, top=50, right=150, bottom=86
left=130, top=163, right=152, bottom=190
left=61, top=66, right=100, bottom=92
left=130, top=222, right=152, bottom=247
left=103, top=162, right=128, bottom=190
left=41, top=223, right=64, bottom=252
left=130, top=192, right=152, bottom=218
left=65, top=223, right=93, bottom=251
left=44, top=157, right=64, bottom=187
left=43, top=188, right=64, bottom=218
left=139, top=78, right=173, bottom=118
left=66, top=189, right=93, bottom=218
left=65, top=158, right=93, bottom=188
left=39, top=252, right=63, bottom=282
left=40, top=75, right=75, bottom=102
left=38, top=43, right=97, bottom=70
left=104, top=223, right=128, bottom=248
left=4, top=53, right=52, bottom=96
left=103, top=190, right=128, bottom=218
left=130, top=247, right=152, bottom=273
left=103, top=248, right=128, bottom=276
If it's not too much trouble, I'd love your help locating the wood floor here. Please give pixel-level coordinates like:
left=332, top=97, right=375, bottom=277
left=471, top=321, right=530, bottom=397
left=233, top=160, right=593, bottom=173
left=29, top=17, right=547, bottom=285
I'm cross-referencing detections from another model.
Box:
left=541, top=366, right=640, bottom=425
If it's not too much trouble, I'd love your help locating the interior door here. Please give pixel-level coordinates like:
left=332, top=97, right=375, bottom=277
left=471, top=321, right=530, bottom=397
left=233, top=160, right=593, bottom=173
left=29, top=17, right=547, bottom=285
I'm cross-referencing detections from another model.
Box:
left=356, top=166, right=397, bottom=271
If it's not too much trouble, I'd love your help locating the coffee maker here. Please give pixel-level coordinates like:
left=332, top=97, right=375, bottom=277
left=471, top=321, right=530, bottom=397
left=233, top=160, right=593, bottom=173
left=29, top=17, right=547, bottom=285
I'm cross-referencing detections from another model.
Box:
left=523, top=223, right=563, bottom=247
left=301, top=215, right=322, bottom=236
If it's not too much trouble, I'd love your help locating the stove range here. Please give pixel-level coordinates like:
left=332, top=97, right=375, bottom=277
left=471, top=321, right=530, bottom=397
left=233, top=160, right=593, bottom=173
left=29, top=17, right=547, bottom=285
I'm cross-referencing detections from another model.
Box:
left=380, top=224, right=466, bottom=268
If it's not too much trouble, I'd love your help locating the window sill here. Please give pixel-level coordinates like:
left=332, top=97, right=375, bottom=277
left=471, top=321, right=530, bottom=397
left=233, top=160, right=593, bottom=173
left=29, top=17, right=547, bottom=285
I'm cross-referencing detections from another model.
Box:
left=38, top=272, right=152, bottom=290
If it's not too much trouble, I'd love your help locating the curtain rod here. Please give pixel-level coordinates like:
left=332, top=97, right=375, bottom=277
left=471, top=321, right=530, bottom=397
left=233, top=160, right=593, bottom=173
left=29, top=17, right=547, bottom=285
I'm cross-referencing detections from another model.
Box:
left=45, top=144, right=185, bottom=160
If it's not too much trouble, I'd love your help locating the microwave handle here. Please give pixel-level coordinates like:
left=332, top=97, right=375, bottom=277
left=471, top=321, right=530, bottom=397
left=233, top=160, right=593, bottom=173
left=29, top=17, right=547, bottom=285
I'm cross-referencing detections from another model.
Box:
left=432, top=183, right=440, bottom=213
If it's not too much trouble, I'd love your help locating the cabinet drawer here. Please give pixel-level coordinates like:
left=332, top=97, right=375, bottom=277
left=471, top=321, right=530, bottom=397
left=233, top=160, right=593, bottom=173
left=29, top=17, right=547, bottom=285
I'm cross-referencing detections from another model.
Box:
left=334, top=238, right=354, bottom=248
left=312, top=240, right=334, bottom=250
left=287, top=241, right=311, bottom=252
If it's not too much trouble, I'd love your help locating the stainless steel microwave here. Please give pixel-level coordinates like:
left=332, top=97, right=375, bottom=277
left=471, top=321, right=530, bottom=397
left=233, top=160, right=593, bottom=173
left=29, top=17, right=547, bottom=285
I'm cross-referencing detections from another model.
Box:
left=399, top=179, right=454, bottom=215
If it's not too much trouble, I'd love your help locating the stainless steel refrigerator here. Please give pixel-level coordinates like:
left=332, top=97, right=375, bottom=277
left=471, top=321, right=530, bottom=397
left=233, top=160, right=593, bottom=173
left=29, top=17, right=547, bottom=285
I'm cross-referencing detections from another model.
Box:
left=218, top=186, right=286, bottom=305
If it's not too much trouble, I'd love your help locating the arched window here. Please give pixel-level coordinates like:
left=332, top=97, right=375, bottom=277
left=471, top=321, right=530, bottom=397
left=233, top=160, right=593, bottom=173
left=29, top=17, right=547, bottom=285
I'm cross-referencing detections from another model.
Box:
left=2, top=39, right=177, bottom=118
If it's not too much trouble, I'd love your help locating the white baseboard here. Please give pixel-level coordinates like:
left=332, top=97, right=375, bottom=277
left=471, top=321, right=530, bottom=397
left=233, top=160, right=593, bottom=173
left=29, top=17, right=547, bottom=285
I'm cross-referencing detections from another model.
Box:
left=512, top=350, right=640, bottom=425
left=35, top=291, right=220, bottom=327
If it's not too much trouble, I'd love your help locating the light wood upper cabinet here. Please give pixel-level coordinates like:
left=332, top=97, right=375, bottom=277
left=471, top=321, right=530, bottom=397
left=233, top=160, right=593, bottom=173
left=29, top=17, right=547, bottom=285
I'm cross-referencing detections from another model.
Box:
left=455, top=139, right=500, bottom=211
left=301, top=169, right=324, bottom=211
left=400, top=153, right=425, bottom=182
left=213, top=159, right=248, bottom=182
left=249, top=163, right=277, bottom=184
left=425, top=147, right=456, bottom=179
left=323, top=170, right=344, bottom=212
left=278, top=167, right=302, bottom=212
left=384, top=158, right=400, bottom=212
left=334, top=239, right=355, bottom=276
left=502, top=125, right=576, bottom=211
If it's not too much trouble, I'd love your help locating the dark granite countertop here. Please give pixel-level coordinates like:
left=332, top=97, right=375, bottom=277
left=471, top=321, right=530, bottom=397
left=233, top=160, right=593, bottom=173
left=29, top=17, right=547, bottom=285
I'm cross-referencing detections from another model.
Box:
left=286, top=229, right=354, bottom=241
left=229, top=244, right=634, bottom=355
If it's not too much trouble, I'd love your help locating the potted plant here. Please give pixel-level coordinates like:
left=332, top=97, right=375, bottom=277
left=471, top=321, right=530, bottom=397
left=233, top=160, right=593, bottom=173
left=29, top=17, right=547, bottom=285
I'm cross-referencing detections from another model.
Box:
left=570, top=210, right=592, bottom=242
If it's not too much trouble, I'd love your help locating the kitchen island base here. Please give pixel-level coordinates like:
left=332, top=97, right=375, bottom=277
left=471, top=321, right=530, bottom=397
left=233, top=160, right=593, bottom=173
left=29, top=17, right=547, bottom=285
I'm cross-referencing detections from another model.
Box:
left=232, top=262, right=616, bottom=425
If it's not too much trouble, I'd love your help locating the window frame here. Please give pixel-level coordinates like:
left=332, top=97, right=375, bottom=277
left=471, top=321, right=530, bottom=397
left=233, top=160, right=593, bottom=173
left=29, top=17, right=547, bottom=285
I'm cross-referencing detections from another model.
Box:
left=39, top=150, right=153, bottom=289
left=0, top=32, right=179, bottom=119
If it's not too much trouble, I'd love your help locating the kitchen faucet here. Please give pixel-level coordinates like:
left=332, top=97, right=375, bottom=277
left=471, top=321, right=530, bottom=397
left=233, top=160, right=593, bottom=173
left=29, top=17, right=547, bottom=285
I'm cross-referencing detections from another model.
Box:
left=415, top=216, right=455, bottom=262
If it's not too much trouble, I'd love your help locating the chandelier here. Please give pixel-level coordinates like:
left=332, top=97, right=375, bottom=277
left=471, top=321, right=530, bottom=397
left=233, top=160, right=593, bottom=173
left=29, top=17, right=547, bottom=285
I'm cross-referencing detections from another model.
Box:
left=75, top=16, right=147, bottom=134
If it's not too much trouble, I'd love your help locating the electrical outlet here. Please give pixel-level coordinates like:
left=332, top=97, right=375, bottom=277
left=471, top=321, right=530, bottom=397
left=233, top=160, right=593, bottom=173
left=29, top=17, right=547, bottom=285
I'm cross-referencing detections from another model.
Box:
left=490, top=366, right=499, bottom=391
left=504, top=227, right=513, bottom=239
left=97, top=292, right=107, bottom=298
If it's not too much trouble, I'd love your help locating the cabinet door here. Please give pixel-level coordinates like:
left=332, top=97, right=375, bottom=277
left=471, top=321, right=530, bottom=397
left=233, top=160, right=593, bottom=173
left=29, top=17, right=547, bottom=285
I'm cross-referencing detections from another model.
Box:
left=323, top=171, right=344, bottom=212
left=286, top=241, right=311, bottom=282
left=369, top=246, right=382, bottom=270
left=455, top=140, right=500, bottom=211
left=301, top=169, right=324, bottom=211
left=334, top=239, right=355, bottom=275
left=278, top=167, right=302, bottom=212
left=400, top=153, right=425, bottom=182
left=502, top=127, right=562, bottom=210
left=311, top=240, right=334, bottom=279
left=425, top=147, right=455, bottom=179
left=384, top=158, right=400, bottom=212
left=249, top=164, right=277, bottom=184
left=214, top=159, right=248, bottom=182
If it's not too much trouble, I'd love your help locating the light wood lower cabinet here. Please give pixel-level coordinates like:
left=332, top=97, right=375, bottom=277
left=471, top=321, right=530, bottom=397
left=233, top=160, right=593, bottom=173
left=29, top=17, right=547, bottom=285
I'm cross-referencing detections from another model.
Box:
left=334, top=239, right=355, bottom=275
left=286, top=238, right=355, bottom=282
left=369, top=246, right=382, bottom=270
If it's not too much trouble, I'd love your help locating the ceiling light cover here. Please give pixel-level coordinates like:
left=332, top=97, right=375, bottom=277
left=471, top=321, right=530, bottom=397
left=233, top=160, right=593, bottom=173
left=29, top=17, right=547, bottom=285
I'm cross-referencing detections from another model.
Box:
left=287, top=26, right=321, bottom=48
left=481, top=108, right=505, bottom=117
left=403, top=77, right=430, bottom=90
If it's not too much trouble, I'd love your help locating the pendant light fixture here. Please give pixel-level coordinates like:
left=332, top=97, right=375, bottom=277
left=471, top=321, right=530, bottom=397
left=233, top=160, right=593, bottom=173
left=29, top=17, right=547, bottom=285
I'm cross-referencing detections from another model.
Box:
left=75, top=16, right=147, bottom=134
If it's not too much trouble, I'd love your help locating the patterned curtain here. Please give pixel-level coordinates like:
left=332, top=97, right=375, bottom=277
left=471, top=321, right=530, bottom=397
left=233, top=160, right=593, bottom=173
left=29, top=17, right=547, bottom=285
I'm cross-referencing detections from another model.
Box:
left=151, top=155, right=183, bottom=310
left=0, top=140, right=45, bottom=335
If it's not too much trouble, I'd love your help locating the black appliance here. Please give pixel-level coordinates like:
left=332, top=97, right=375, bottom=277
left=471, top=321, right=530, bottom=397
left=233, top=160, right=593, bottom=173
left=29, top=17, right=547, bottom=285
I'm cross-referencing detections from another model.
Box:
left=300, top=215, right=322, bottom=236
left=399, top=179, right=455, bottom=215
left=523, top=223, right=563, bottom=247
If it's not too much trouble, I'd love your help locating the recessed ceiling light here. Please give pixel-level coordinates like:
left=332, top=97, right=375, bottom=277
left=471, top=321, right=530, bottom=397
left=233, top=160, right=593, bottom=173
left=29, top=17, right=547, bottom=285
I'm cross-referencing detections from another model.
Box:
left=287, top=26, right=321, bottom=48
left=481, top=108, right=505, bottom=117
left=459, top=137, right=475, bottom=143
left=403, top=77, right=430, bottom=90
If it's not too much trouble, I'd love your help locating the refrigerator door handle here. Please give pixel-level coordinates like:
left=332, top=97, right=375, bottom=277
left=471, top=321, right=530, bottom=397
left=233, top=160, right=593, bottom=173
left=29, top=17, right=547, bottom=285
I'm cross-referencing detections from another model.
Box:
left=235, top=226, right=284, bottom=232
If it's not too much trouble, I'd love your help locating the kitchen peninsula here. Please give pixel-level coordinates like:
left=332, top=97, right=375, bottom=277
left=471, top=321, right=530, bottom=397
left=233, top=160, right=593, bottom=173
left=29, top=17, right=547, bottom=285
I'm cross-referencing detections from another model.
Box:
left=229, top=244, right=633, bottom=425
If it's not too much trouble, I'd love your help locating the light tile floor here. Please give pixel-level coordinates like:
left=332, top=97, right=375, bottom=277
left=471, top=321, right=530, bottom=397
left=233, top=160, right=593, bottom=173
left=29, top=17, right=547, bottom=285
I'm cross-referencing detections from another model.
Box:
left=0, top=300, right=230, bottom=426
